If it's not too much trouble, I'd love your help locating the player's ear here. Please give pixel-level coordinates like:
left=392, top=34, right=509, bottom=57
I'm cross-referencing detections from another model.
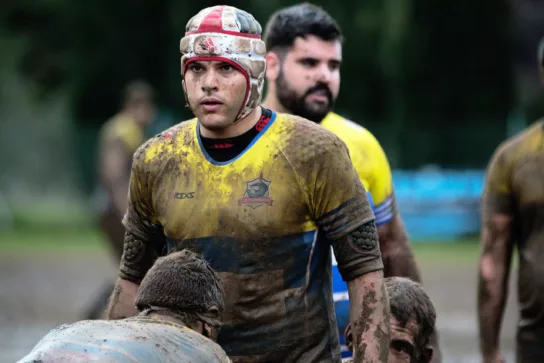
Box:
left=265, top=52, right=280, bottom=82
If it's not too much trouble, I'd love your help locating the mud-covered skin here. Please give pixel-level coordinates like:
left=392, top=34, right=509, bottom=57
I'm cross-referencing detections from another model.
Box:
left=117, top=111, right=383, bottom=362
left=351, top=280, right=389, bottom=363
left=16, top=317, right=231, bottom=363
left=481, top=120, right=544, bottom=362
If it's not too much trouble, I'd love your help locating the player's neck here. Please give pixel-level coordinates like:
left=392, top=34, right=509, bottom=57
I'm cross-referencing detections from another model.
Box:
left=200, top=107, right=262, bottom=139
left=261, top=94, right=290, bottom=115
left=147, top=311, right=192, bottom=329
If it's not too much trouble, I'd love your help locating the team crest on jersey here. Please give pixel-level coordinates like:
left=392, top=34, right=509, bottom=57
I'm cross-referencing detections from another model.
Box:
left=238, top=175, right=273, bottom=209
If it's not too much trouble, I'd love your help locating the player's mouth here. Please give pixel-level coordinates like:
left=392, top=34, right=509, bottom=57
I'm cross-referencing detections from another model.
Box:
left=306, top=90, right=329, bottom=103
left=200, top=97, right=223, bottom=112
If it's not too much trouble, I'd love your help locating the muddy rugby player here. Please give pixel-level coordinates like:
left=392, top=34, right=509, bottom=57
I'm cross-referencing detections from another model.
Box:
left=84, top=81, right=157, bottom=319
left=478, top=37, right=544, bottom=363
left=343, top=277, right=437, bottom=363
left=18, top=250, right=230, bottom=363
left=105, top=5, right=390, bottom=363
left=261, top=3, right=440, bottom=361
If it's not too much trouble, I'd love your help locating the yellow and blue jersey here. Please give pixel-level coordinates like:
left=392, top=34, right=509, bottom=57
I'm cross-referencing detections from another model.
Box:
left=119, top=111, right=382, bottom=362
left=17, top=317, right=231, bottom=363
left=321, top=112, right=396, bottom=357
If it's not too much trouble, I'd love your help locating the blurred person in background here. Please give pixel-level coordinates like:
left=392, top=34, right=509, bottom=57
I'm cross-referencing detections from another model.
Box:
left=478, top=37, right=544, bottom=363
left=261, top=3, right=441, bottom=361
left=343, top=277, right=437, bottom=363
left=18, top=250, right=230, bottom=363
left=105, top=5, right=390, bottom=362
left=84, top=80, right=157, bottom=319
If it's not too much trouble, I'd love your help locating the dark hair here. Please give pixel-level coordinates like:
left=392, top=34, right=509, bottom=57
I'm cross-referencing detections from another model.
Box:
left=386, top=277, right=436, bottom=349
left=135, top=249, right=224, bottom=316
left=263, top=3, right=342, bottom=52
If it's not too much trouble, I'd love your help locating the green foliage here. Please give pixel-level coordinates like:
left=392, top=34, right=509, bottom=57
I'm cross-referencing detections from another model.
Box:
left=0, top=0, right=515, bottom=180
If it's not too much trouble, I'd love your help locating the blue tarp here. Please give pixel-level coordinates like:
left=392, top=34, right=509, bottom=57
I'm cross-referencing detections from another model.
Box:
left=392, top=169, right=485, bottom=241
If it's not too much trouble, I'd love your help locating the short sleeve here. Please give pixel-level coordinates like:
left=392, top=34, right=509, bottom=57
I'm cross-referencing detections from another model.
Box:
left=119, top=146, right=166, bottom=282
left=482, top=143, right=514, bottom=215
left=309, top=136, right=375, bottom=240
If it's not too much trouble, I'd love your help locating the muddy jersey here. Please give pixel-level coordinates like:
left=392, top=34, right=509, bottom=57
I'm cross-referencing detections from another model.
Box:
left=119, top=111, right=382, bottom=362
left=483, top=119, right=544, bottom=331
left=17, top=317, right=230, bottom=363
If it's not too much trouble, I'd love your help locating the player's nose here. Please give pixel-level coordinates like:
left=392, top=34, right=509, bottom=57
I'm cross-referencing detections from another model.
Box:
left=201, top=70, right=219, bottom=91
left=315, top=64, right=333, bottom=84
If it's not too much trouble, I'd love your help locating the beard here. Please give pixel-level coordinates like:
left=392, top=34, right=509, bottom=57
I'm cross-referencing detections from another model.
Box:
left=275, top=69, right=335, bottom=123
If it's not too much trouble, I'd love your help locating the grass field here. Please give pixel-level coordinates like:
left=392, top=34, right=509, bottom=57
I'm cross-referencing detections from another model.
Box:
left=0, top=227, right=518, bottom=362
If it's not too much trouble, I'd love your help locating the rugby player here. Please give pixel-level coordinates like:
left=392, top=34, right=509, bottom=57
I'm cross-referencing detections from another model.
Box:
left=344, top=277, right=436, bottom=363
left=261, top=3, right=440, bottom=360
left=18, top=250, right=230, bottom=363
left=105, top=5, right=390, bottom=362
left=84, top=80, right=157, bottom=320
left=478, top=36, right=544, bottom=363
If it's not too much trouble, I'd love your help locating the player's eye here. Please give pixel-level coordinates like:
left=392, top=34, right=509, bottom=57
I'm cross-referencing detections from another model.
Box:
left=391, top=340, right=414, bottom=362
left=299, top=58, right=318, bottom=68
left=188, top=63, right=203, bottom=72
left=329, top=61, right=341, bottom=71
left=220, top=63, right=234, bottom=72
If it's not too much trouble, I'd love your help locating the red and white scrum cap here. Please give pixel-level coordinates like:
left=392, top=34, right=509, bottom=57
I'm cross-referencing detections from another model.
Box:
left=180, top=6, right=266, bottom=121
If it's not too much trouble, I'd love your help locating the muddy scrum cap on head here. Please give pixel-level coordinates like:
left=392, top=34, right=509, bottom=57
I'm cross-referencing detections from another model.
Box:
left=180, top=6, right=266, bottom=122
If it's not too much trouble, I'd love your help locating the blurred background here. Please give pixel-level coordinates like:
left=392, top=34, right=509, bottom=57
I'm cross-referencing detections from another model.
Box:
left=0, top=0, right=543, bottom=362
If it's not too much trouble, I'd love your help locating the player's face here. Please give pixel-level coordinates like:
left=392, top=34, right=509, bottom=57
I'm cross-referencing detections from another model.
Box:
left=276, top=35, right=341, bottom=123
left=185, top=60, right=247, bottom=130
left=132, top=101, right=157, bottom=127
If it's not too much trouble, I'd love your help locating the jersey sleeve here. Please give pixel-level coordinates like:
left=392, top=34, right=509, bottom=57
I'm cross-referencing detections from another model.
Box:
left=364, top=132, right=396, bottom=226
left=119, top=144, right=166, bottom=283
left=310, top=137, right=375, bottom=239
left=482, top=143, right=514, bottom=215
left=307, top=134, right=383, bottom=280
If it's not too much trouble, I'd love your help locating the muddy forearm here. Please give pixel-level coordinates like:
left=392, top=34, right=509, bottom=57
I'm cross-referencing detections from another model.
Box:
left=348, top=270, right=391, bottom=363
left=478, top=215, right=513, bottom=359
left=106, top=278, right=140, bottom=320
left=378, top=217, right=422, bottom=282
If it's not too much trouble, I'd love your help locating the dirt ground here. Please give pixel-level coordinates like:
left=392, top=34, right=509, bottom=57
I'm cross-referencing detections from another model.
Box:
left=0, top=246, right=518, bottom=363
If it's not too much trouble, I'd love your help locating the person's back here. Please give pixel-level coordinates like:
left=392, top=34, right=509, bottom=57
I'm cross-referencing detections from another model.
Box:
left=18, top=317, right=230, bottom=363
left=21, top=250, right=230, bottom=363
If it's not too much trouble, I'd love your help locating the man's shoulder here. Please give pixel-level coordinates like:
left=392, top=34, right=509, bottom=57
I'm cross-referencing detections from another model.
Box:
left=126, top=316, right=231, bottom=362
left=321, top=112, right=381, bottom=150
left=133, top=118, right=197, bottom=166
left=274, top=112, right=348, bottom=157
left=489, top=120, right=543, bottom=168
